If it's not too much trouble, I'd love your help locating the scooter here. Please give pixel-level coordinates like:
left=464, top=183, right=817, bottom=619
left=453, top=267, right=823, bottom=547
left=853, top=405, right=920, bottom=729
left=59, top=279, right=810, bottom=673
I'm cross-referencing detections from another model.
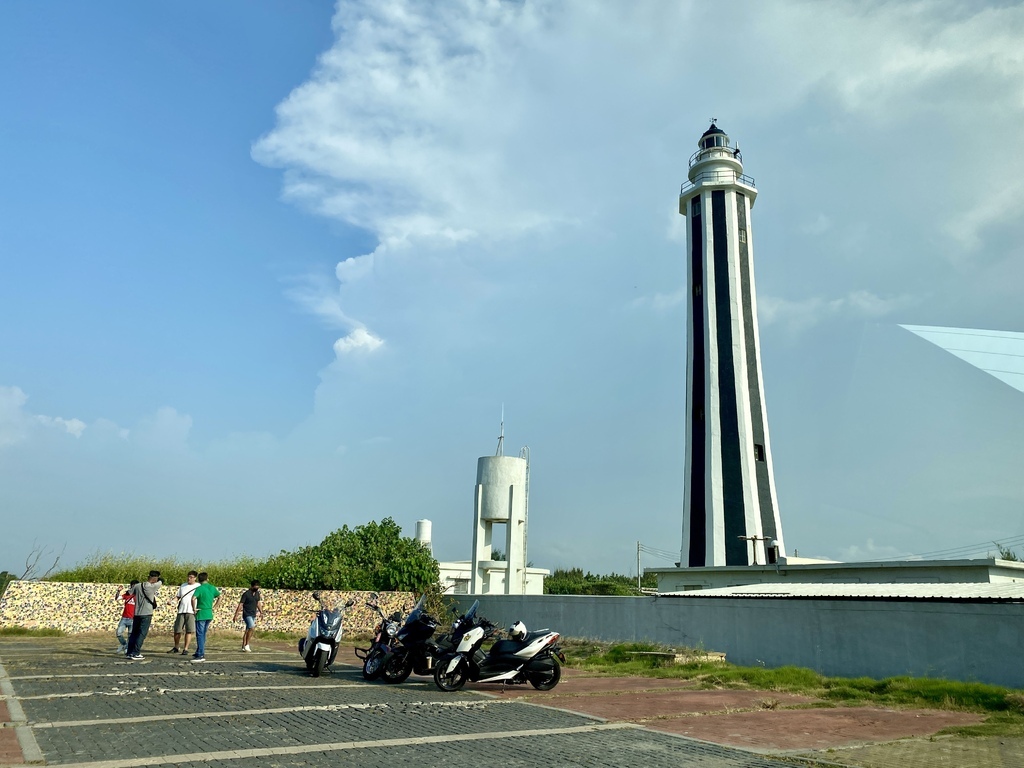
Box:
left=433, top=600, right=566, bottom=692
left=380, top=593, right=454, bottom=683
left=298, top=591, right=355, bottom=677
left=353, top=593, right=403, bottom=680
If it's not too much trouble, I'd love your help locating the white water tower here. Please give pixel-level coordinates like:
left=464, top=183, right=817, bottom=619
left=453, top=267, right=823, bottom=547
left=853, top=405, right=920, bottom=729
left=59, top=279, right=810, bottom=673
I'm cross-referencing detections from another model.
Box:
left=471, top=421, right=530, bottom=594
left=415, top=519, right=433, bottom=554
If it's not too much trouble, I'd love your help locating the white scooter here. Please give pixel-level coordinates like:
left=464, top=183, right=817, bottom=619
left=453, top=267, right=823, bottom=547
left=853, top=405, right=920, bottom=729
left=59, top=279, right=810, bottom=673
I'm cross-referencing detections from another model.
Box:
left=298, top=591, right=355, bottom=677
left=433, top=600, right=565, bottom=692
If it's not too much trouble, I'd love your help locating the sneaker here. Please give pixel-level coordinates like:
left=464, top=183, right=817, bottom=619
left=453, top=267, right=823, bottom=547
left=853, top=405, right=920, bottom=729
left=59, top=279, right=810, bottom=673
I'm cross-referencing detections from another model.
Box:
left=181, top=649, right=189, bottom=655
left=167, top=647, right=180, bottom=653
left=116, top=646, right=126, bottom=653
left=129, top=654, right=144, bottom=660
left=191, top=656, right=205, bottom=663
left=242, top=645, right=251, bottom=652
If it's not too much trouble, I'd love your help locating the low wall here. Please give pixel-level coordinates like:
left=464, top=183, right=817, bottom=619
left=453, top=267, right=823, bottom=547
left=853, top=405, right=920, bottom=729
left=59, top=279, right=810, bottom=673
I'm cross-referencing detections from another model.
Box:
left=0, top=581, right=411, bottom=636
left=6, top=584, right=1022, bottom=689
left=449, top=594, right=1024, bottom=690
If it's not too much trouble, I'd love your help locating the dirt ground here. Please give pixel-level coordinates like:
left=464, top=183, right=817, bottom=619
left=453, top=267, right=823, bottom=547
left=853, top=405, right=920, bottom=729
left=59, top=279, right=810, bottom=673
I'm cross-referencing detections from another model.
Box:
left=469, top=668, right=985, bottom=753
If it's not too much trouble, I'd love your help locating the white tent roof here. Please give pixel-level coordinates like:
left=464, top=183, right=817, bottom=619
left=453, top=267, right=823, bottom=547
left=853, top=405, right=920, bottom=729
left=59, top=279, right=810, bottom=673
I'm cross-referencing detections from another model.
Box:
left=901, top=324, right=1024, bottom=393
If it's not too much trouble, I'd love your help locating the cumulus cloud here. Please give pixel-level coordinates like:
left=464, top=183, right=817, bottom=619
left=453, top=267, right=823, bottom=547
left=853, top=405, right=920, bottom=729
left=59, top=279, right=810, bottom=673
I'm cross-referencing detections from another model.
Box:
left=758, top=290, right=920, bottom=333
left=336, top=254, right=375, bottom=284
left=256, top=1, right=1024, bottom=362
left=334, top=327, right=385, bottom=356
left=0, top=386, right=87, bottom=447
left=630, top=288, right=687, bottom=313
left=133, top=406, right=193, bottom=451
left=838, top=538, right=913, bottom=563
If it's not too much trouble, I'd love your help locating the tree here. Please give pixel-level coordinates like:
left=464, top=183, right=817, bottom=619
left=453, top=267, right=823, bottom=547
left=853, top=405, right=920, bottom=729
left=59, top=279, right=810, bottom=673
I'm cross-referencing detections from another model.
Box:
left=0, top=571, right=15, bottom=597
left=255, top=518, right=439, bottom=592
left=994, top=542, right=1020, bottom=562
left=544, top=567, right=656, bottom=596
left=21, top=541, right=65, bottom=580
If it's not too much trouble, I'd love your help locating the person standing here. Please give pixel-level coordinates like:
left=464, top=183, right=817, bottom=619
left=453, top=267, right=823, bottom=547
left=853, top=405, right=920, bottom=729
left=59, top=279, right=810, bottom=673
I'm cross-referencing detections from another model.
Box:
left=125, top=571, right=161, bottom=660
left=115, top=580, right=138, bottom=654
left=169, top=571, right=199, bottom=654
left=232, top=580, right=264, bottom=652
left=190, top=572, right=220, bottom=662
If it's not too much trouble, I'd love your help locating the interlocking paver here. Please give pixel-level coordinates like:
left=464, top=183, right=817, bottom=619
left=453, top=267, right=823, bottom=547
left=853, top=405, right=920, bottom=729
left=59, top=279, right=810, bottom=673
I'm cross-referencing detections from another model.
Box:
left=1, top=639, right=801, bottom=767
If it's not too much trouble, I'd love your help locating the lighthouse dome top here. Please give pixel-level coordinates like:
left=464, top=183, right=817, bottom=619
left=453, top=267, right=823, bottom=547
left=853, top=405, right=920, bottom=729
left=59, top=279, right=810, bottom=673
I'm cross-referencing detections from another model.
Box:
left=699, top=123, right=730, bottom=150
left=701, top=122, right=725, bottom=138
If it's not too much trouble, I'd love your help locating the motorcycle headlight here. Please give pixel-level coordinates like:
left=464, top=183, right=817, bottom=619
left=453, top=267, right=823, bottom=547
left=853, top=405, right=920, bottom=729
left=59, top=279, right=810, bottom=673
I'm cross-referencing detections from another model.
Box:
left=386, top=623, right=398, bottom=637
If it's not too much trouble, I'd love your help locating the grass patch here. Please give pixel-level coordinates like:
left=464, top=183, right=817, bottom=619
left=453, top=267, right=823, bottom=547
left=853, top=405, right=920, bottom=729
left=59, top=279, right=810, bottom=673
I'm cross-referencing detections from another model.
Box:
left=0, top=626, right=65, bottom=637
left=562, top=637, right=1024, bottom=730
left=48, top=552, right=265, bottom=588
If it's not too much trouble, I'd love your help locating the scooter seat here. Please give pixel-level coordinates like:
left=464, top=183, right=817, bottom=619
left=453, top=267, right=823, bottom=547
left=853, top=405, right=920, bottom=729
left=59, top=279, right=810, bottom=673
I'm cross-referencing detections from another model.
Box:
left=490, top=629, right=553, bottom=656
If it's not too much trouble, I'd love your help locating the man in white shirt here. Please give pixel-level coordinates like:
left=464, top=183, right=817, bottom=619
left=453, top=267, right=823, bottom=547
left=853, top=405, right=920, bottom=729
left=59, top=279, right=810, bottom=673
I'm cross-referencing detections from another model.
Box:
left=169, top=570, right=199, bottom=655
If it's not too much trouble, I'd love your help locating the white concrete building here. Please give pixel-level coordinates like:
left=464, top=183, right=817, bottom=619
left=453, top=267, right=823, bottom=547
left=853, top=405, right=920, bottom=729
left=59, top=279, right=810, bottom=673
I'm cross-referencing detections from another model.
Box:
left=421, top=427, right=549, bottom=596
left=679, top=123, right=786, bottom=568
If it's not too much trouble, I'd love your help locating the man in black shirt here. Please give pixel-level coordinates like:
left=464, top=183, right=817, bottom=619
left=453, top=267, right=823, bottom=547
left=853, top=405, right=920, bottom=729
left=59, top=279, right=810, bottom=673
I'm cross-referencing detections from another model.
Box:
left=233, top=580, right=263, bottom=652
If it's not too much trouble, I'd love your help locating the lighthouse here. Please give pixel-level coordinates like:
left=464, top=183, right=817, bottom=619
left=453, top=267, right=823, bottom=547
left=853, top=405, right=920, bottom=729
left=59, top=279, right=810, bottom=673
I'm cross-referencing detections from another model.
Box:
left=679, top=123, right=786, bottom=567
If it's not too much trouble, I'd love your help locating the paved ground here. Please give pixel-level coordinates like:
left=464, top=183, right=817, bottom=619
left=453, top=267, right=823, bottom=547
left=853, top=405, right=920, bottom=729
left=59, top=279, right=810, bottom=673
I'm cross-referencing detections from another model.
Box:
left=1, top=636, right=1021, bottom=768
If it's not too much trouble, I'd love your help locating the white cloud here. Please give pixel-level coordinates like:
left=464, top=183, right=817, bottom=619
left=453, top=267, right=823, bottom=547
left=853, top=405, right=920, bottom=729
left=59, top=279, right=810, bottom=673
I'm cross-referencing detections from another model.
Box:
left=336, top=254, right=375, bottom=283
left=838, top=538, right=913, bottom=563
left=35, top=415, right=86, bottom=438
left=133, top=406, right=192, bottom=451
left=334, top=327, right=385, bottom=356
left=630, top=288, right=686, bottom=313
left=758, top=290, right=919, bottom=333
left=799, top=214, right=832, bottom=236
left=0, top=386, right=87, bottom=446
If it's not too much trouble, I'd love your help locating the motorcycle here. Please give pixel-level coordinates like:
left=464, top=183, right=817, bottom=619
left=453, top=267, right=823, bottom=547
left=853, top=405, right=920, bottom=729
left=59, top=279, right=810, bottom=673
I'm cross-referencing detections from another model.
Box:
left=433, top=600, right=566, bottom=692
left=353, top=594, right=404, bottom=681
left=380, top=594, right=454, bottom=684
left=298, top=591, right=355, bottom=677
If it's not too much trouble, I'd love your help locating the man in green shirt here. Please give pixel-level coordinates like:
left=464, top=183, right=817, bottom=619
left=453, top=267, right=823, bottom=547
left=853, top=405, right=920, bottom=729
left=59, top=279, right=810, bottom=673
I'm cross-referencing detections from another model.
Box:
left=190, top=572, right=221, bottom=662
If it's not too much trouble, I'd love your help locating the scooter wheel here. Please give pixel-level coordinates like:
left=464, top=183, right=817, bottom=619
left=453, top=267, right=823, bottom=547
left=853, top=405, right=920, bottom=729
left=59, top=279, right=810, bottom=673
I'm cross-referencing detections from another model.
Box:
left=312, top=650, right=327, bottom=678
left=528, top=658, right=561, bottom=691
left=362, top=648, right=385, bottom=681
left=433, top=658, right=468, bottom=692
left=381, top=652, right=412, bottom=684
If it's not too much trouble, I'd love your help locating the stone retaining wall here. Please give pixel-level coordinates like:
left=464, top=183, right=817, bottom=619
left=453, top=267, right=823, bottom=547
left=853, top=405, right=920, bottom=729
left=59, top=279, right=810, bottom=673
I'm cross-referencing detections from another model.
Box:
left=0, top=580, right=412, bottom=637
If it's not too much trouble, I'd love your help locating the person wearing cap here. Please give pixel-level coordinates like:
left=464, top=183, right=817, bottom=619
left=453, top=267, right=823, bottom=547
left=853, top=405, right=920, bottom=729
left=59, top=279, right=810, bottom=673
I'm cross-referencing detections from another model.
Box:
left=125, top=570, right=162, bottom=660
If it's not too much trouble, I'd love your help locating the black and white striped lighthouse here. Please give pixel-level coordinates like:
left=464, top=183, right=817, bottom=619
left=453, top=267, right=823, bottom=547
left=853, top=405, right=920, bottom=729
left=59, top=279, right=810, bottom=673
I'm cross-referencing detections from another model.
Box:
left=679, top=123, right=786, bottom=567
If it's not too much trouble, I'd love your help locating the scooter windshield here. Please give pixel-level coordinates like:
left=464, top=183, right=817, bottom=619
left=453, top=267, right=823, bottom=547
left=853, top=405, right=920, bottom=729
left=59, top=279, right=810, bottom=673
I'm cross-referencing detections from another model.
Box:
left=404, top=594, right=427, bottom=626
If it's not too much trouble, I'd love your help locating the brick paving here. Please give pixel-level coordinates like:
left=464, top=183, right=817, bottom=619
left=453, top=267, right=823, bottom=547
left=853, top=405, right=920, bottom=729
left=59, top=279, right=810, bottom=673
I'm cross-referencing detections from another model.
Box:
left=2, top=636, right=1020, bottom=768
left=1, top=638, right=800, bottom=767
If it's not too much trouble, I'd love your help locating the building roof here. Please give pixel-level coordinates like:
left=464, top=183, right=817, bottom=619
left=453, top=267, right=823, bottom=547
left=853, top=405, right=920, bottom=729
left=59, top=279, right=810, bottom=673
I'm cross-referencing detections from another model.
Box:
left=701, top=123, right=725, bottom=138
left=901, top=324, right=1024, bottom=392
left=647, top=557, right=1024, bottom=573
left=661, top=582, right=1024, bottom=601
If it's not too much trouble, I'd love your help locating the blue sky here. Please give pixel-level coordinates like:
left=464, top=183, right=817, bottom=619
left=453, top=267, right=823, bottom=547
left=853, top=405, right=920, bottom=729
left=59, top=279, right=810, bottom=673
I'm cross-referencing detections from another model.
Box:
left=2, top=1, right=1023, bottom=576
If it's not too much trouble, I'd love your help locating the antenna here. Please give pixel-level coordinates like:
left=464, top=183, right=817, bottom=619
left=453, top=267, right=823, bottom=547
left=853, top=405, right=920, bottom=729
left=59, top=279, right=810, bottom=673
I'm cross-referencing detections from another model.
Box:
left=495, top=404, right=504, bottom=456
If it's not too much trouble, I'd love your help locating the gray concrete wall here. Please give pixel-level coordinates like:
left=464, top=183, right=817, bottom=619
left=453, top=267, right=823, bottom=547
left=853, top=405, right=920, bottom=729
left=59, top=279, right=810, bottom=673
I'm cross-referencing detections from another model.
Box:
left=452, top=594, right=1024, bottom=689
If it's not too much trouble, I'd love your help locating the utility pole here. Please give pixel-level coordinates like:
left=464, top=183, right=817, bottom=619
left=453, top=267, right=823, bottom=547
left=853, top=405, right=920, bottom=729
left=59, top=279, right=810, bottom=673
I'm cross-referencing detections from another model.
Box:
left=637, top=541, right=641, bottom=592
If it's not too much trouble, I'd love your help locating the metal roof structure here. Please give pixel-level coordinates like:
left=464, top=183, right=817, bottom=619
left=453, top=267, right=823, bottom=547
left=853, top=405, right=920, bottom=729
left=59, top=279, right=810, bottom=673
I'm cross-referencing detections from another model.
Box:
left=901, top=324, right=1024, bottom=393
left=662, top=581, right=1024, bottom=601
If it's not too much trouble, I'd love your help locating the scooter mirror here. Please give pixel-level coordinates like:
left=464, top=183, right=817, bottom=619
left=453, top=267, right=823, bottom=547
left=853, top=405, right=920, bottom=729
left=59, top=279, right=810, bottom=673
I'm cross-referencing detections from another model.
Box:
left=312, top=591, right=321, bottom=601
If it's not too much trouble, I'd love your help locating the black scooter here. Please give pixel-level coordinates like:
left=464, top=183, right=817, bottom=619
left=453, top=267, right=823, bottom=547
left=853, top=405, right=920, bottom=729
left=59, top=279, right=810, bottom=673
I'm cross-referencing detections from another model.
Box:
left=380, top=594, right=453, bottom=683
left=353, top=594, right=403, bottom=680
